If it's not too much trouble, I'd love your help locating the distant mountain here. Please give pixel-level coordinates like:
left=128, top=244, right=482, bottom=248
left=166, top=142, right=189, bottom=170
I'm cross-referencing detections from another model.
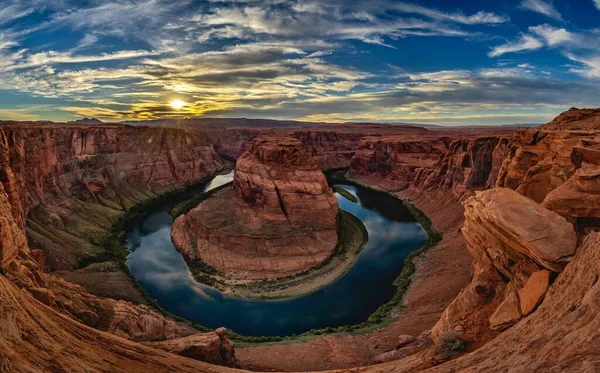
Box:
left=68, top=118, right=103, bottom=125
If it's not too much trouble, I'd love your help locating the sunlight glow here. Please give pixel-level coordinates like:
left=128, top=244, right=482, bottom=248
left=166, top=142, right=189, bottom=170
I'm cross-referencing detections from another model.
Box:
left=170, top=99, right=186, bottom=110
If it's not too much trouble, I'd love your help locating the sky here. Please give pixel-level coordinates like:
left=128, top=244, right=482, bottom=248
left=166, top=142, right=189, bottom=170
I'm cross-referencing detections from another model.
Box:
left=0, top=0, right=599, bottom=125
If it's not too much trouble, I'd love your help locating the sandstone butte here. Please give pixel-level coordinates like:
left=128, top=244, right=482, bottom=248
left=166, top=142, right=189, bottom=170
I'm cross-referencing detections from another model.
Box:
left=2, top=108, right=600, bottom=372
left=171, top=133, right=340, bottom=280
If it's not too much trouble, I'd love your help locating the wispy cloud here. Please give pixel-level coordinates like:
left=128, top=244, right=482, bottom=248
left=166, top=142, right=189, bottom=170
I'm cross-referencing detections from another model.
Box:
left=595, top=0, right=600, bottom=11
left=489, top=35, right=544, bottom=57
left=520, top=0, right=563, bottom=21
left=393, top=2, right=509, bottom=25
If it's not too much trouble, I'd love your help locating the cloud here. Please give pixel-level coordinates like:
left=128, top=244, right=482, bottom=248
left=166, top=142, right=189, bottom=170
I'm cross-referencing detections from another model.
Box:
left=488, top=24, right=596, bottom=57
left=529, top=24, right=577, bottom=46
left=520, top=0, right=563, bottom=21
left=595, top=0, right=600, bottom=10
left=489, top=35, right=544, bottom=57
left=565, top=53, right=600, bottom=78
left=12, top=50, right=161, bottom=70
left=393, top=2, right=509, bottom=25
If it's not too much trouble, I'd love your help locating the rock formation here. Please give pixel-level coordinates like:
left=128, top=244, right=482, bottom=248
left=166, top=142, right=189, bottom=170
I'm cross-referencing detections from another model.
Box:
left=431, top=188, right=576, bottom=346
left=349, top=136, right=448, bottom=190
left=350, top=135, right=512, bottom=198
left=1, top=124, right=225, bottom=271
left=0, top=122, right=237, bottom=368
left=542, top=145, right=600, bottom=228
left=172, top=134, right=339, bottom=280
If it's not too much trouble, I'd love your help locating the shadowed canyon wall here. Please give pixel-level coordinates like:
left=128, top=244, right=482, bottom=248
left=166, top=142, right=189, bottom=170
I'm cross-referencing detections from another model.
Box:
left=1, top=124, right=225, bottom=270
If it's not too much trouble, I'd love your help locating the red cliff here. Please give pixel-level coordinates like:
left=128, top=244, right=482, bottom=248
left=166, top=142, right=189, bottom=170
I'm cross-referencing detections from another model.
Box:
left=172, top=134, right=339, bottom=280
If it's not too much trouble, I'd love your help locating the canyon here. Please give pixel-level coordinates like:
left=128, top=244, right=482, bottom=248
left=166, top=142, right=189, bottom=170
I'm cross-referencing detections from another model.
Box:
left=1, top=108, right=600, bottom=372
left=171, top=134, right=340, bottom=281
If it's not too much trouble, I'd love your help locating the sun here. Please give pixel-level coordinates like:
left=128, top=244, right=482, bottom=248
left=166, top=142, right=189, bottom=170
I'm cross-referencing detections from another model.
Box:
left=170, top=99, right=186, bottom=110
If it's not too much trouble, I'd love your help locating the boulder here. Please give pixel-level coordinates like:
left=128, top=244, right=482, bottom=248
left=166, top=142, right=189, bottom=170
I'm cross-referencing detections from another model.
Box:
left=489, top=288, right=522, bottom=331
left=144, top=330, right=238, bottom=367
left=518, top=270, right=551, bottom=316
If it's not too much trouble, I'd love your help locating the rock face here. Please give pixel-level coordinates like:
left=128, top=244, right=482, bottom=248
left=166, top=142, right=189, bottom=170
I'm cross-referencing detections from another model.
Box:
left=0, top=126, right=237, bottom=368
left=542, top=107, right=600, bottom=130
left=350, top=135, right=511, bottom=198
left=293, top=130, right=365, bottom=169
left=431, top=188, right=576, bottom=344
left=350, top=136, right=448, bottom=190
left=233, top=135, right=339, bottom=229
left=0, top=274, right=238, bottom=372
left=542, top=145, right=600, bottom=226
left=144, top=328, right=237, bottom=367
left=496, top=129, right=587, bottom=203
left=172, top=134, right=339, bottom=280
left=427, top=232, right=600, bottom=372
left=1, top=123, right=225, bottom=270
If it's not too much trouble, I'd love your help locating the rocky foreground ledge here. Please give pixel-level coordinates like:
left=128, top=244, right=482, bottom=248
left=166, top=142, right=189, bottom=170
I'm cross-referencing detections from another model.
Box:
left=172, top=134, right=340, bottom=281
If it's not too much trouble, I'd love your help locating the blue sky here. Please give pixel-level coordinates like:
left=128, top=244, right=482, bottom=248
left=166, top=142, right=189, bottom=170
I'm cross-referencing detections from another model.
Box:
left=0, top=0, right=599, bottom=125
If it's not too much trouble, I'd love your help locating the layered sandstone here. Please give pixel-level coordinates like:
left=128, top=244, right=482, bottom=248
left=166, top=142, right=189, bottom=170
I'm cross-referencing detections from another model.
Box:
left=172, top=134, right=339, bottom=280
left=0, top=128, right=238, bottom=367
left=431, top=188, right=577, bottom=348
left=542, top=145, right=600, bottom=225
left=0, top=123, right=226, bottom=271
left=350, top=135, right=511, bottom=199
left=349, top=136, right=448, bottom=190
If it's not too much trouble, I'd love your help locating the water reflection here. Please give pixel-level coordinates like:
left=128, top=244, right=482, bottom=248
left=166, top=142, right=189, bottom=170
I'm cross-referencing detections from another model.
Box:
left=125, top=175, right=428, bottom=336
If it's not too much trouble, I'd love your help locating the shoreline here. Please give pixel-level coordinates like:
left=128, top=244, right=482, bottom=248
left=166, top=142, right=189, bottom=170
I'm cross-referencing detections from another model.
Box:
left=71, top=170, right=443, bottom=345
left=217, top=209, right=368, bottom=299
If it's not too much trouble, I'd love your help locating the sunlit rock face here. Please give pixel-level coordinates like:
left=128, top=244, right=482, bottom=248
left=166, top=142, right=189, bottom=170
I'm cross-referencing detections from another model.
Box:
left=431, top=187, right=577, bottom=346
left=233, top=134, right=339, bottom=229
left=172, top=134, right=339, bottom=280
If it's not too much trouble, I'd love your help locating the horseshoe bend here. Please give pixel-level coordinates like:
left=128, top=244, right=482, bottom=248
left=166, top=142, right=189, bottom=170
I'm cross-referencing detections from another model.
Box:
left=2, top=2, right=600, bottom=371
left=1, top=107, right=600, bottom=372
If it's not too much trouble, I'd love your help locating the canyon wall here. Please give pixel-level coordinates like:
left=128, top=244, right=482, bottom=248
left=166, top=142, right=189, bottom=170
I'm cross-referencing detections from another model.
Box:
left=1, top=124, right=225, bottom=270
left=350, top=134, right=512, bottom=199
left=0, top=123, right=238, bottom=368
left=209, top=126, right=430, bottom=170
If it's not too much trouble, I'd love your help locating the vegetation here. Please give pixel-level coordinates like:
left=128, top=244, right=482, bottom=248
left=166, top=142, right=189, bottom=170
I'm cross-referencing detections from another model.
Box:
left=230, top=210, right=368, bottom=299
left=79, top=167, right=443, bottom=346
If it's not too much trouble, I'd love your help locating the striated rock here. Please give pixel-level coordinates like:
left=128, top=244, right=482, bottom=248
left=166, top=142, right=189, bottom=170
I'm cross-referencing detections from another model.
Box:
left=144, top=330, right=238, bottom=367
left=350, top=136, right=448, bottom=191
left=0, top=274, right=238, bottom=372
left=426, top=232, right=600, bottom=372
left=233, top=134, right=338, bottom=229
left=26, top=287, right=56, bottom=307
left=431, top=264, right=506, bottom=343
left=397, top=334, right=416, bottom=348
left=518, top=270, right=550, bottom=316
left=0, top=183, right=25, bottom=272
left=496, top=129, right=591, bottom=203
left=45, top=275, right=180, bottom=342
left=350, top=135, right=512, bottom=199
left=542, top=145, right=600, bottom=224
left=172, top=134, right=339, bottom=280
left=1, top=123, right=225, bottom=271
left=294, top=130, right=365, bottom=169
left=432, top=187, right=577, bottom=347
left=372, top=331, right=431, bottom=365
left=542, top=107, right=600, bottom=130
left=462, top=188, right=577, bottom=274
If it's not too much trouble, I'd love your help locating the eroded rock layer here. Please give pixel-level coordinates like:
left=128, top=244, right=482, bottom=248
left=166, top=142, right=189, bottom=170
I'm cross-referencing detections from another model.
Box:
left=172, top=134, right=339, bottom=280
left=1, top=123, right=225, bottom=270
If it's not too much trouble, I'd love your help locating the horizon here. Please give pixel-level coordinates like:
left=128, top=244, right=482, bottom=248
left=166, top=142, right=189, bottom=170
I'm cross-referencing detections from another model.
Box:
left=1, top=0, right=599, bottom=125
